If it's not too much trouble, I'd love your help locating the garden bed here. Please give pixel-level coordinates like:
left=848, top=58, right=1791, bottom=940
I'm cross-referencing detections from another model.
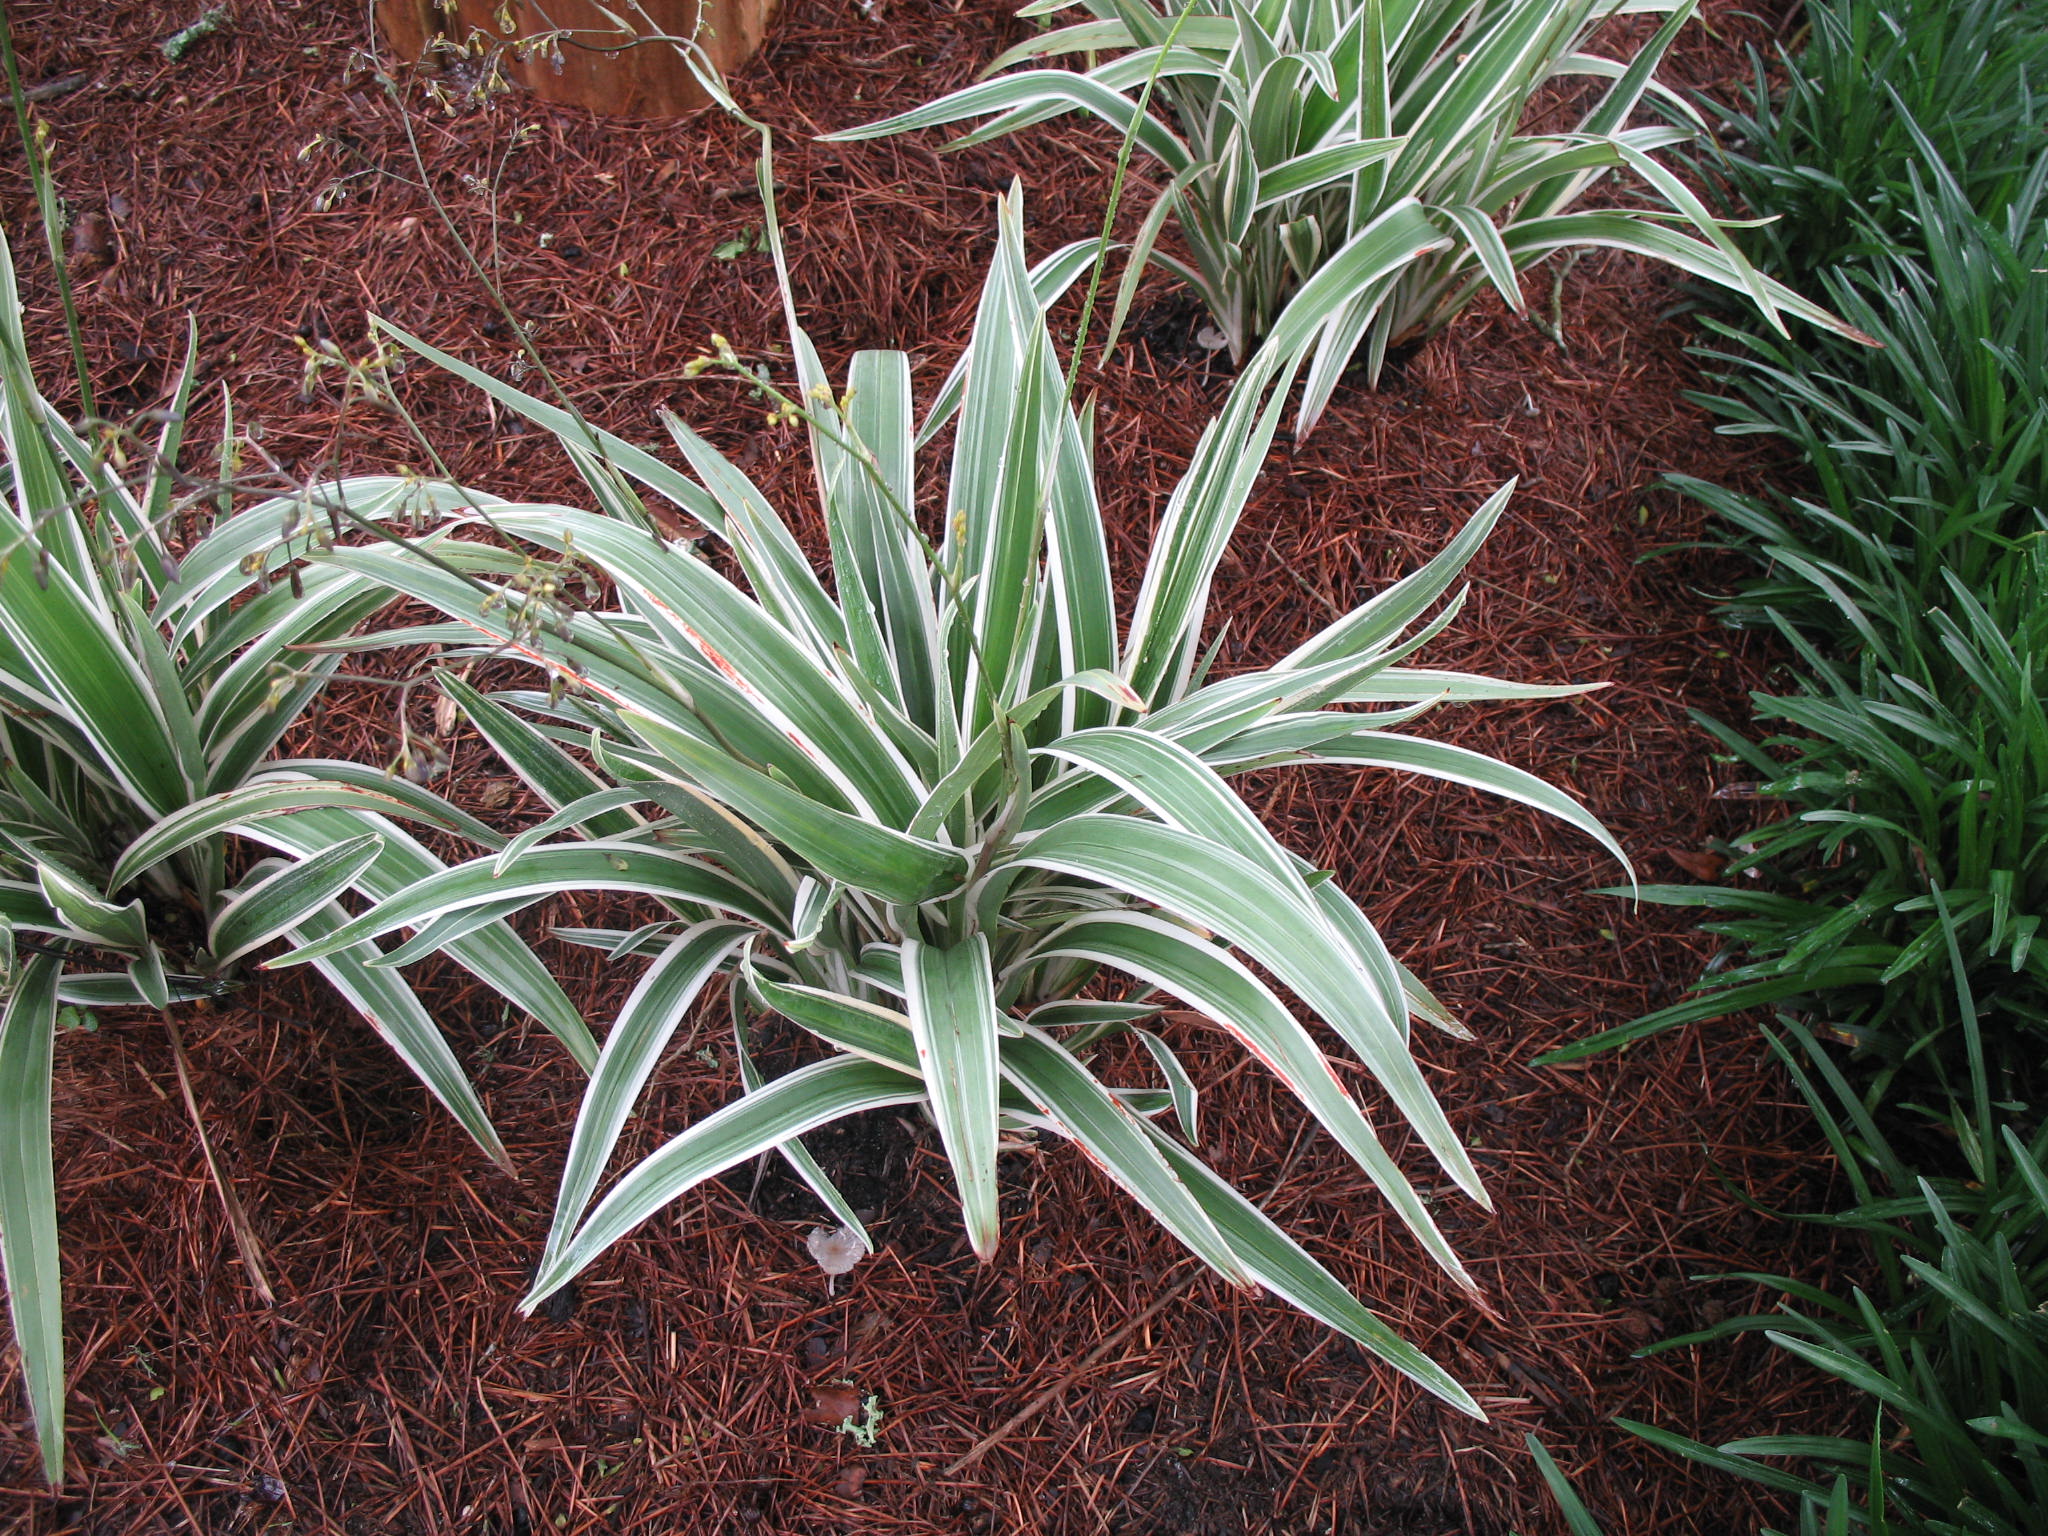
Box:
left=0, top=1, right=1853, bottom=1531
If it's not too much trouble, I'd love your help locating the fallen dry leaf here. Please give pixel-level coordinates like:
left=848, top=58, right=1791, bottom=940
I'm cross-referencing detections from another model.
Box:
left=1667, top=849, right=1725, bottom=882
left=802, top=1383, right=861, bottom=1428
left=1613, top=1307, right=1663, bottom=1347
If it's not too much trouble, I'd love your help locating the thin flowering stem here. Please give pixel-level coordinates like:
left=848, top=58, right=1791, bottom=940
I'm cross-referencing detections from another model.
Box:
left=1065, top=0, right=1199, bottom=402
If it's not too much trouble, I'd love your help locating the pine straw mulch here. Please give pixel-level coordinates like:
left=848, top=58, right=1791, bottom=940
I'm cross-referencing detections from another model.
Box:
left=0, top=1, right=1857, bottom=1532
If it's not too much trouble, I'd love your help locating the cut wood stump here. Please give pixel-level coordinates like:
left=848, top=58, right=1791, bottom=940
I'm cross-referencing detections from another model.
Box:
left=377, top=0, right=779, bottom=117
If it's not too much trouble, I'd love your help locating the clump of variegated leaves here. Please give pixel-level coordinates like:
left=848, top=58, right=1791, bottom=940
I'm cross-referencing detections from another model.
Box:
left=0, top=229, right=596, bottom=1484
left=260, top=181, right=1630, bottom=1417
left=830, top=0, right=1873, bottom=433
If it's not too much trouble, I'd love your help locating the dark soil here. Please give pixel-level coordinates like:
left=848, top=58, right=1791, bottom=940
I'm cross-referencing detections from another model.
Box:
left=0, top=2, right=1852, bottom=1533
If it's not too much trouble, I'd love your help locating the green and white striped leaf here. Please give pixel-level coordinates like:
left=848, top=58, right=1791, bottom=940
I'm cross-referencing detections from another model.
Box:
left=1001, top=1024, right=1252, bottom=1287
left=543, top=922, right=750, bottom=1266
left=0, top=526, right=195, bottom=819
left=747, top=970, right=923, bottom=1075
left=1029, top=910, right=1478, bottom=1290
left=492, top=788, right=656, bottom=876
left=268, top=842, right=783, bottom=966
left=209, top=836, right=385, bottom=967
left=1296, top=732, right=1630, bottom=878
left=125, top=942, right=172, bottom=1013
left=1282, top=481, right=1515, bottom=670
left=1000, top=816, right=1487, bottom=1206
left=35, top=863, right=146, bottom=952
left=487, top=508, right=928, bottom=826
left=729, top=986, right=872, bottom=1253
left=1140, top=1116, right=1483, bottom=1418
left=108, top=779, right=475, bottom=893
left=1132, top=1027, right=1199, bottom=1141
left=0, top=952, right=64, bottom=1482
left=823, top=70, right=1195, bottom=175
left=287, top=902, right=510, bottom=1170
left=56, top=973, right=222, bottom=1008
left=239, top=806, right=598, bottom=1071
left=439, top=672, right=640, bottom=838
left=904, top=935, right=1003, bottom=1258
left=527, top=1056, right=926, bottom=1307
left=368, top=896, right=535, bottom=970
left=623, top=711, right=967, bottom=906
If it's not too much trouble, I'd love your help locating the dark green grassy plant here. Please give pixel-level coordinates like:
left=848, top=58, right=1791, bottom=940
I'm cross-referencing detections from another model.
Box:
left=1620, top=1019, right=2048, bottom=1535
left=1542, top=7, right=2048, bottom=1527
left=1692, top=0, right=2048, bottom=284
left=1536, top=988, right=2046, bottom=1536
left=1683, top=159, right=2048, bottom=614
left=1552, top=541, right=2047, bottom=1098
left=1543, top=146, right=2048, bottom=1093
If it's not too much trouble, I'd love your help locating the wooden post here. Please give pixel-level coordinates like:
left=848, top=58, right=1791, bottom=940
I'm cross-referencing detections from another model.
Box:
left=377, top=0, right=780, bottom=118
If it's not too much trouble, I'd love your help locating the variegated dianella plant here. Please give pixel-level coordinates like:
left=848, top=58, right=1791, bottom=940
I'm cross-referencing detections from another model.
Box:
left=829, top=0, right=1872, bottom=433
left=0, top=228, right=595, bottom=1482
left=266, top=183, right=1628, bottom=1416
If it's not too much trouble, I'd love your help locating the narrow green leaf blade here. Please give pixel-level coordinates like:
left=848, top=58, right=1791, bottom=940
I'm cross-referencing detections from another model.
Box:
left=1141, top=1117, right=1482, bottom=1418
left=1000, top=1026, right=1252, bottom=1287
left=904, top=935, right=1003, bottom=1258
left=288, top=903, right=510, bottom=1169
left=543, top=922, right=750, bottom=1266
left=0, top=952, right=65, bottom=1483
left=528, top=1056, right=925, bottom=1307
left=209, top=834, right=384, bottom=967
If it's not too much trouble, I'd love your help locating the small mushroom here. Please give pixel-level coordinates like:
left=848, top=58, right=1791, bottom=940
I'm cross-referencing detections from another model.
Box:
left=805, top=1224, right=866, bottom=1295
